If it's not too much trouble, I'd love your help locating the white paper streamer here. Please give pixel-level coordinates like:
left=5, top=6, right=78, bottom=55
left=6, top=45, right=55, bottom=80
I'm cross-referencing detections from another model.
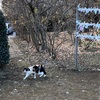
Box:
left=76, top=20, right=100, bottom=29
left=77, top=4, right=100, bottom=14
left=76, top=31, right=100, bottom=41
left=76, top=5, right=100, bottom=40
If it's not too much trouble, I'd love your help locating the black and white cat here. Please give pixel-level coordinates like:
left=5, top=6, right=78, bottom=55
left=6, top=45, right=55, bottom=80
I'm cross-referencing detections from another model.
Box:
left=23, top=65, right=46, bottom=80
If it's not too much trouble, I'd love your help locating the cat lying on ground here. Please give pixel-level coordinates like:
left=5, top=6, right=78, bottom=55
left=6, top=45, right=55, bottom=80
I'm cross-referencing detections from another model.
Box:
left=23, top=65, right=46, bottom=80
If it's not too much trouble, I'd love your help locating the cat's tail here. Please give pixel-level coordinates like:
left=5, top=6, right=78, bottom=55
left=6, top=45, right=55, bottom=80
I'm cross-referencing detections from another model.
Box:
left=41, top=65, right=46, bottom=75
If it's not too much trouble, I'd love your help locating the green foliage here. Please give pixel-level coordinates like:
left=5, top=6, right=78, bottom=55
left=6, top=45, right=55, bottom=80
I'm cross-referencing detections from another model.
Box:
left=0, top=10, right=10, bottom=67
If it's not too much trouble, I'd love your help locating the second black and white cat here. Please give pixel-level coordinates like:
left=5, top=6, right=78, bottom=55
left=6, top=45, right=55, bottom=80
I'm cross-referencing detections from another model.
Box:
left=23, top=65, right=46, bottom=80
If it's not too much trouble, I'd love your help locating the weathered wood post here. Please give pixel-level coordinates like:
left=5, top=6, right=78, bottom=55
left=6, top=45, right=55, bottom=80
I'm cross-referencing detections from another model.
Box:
left=75, top=4, right=79, bottom=70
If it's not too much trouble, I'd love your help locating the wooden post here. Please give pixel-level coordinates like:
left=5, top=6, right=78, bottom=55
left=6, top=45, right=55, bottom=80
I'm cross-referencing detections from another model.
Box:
left=75, top=5, right=79, bottom=70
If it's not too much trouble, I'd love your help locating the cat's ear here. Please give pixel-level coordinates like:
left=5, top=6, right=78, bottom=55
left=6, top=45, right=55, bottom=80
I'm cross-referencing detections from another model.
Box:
left=33, top=66, right=36, bottom=68
left=34, top=65, right=38, bottom=69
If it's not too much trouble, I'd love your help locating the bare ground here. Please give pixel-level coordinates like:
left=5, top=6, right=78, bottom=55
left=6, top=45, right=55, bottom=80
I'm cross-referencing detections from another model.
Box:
left=0, top=35, right=100, bottom=100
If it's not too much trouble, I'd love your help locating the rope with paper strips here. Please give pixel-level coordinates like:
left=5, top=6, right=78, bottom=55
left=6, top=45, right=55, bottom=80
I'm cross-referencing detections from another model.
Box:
left=76, top=4, right=100, bottom=41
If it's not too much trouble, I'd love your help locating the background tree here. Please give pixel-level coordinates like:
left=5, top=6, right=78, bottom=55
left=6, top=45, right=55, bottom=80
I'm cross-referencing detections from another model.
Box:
left=2, top=0, right=100, bottom=59
left=2, top=0, right=76, bottom=59
left=0, top=10, right=10, bottom=68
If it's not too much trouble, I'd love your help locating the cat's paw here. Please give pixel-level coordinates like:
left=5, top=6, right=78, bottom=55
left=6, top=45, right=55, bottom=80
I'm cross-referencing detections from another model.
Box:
left=23, top=78, right=26, bottom=80
left=39, top=74, right=43, bottom=77
left=44, top=75, right=46, bottom=77
left=34, top=76, right=36, bottom=79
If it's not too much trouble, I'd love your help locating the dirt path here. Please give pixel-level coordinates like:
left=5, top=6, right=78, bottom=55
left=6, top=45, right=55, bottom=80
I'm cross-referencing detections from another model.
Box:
left=8, top=36, right=23, bottom=58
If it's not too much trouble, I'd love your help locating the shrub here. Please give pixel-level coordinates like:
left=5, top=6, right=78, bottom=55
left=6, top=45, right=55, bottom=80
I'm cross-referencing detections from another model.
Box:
left=0, top=10, right=10, bottom=68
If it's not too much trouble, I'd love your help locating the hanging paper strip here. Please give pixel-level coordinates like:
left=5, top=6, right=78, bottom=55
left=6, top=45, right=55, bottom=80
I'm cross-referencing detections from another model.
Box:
left=76, top=4, right=100, bottom=40
left=76, top=32, right=100, bottom=41
left=76, top=20, right=100, bottom=29
left=77, top=4, right=100, bottom=14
